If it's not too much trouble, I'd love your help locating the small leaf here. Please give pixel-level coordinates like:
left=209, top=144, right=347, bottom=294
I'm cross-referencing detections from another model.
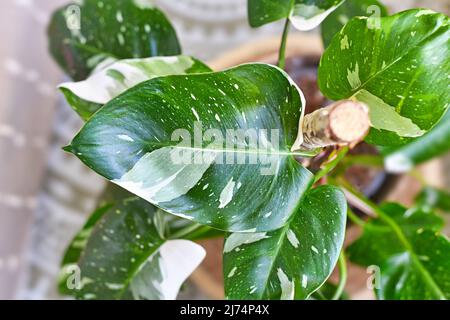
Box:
left=384, top=110, right=450, bottom=173
left=59, top=56, right=211, bottom=120
left=348, top=203, right=444, bottom=267
left=248, top=0, right=345, bottom=31
left=321, top=0, right=388, bottom=48
left=376, top=230, right=450, bottom=300
left=66, top=63, right=315, bottom=233
left=58, top=196, right=205, bottom=300
left=348, top=203, right=448, bottom=299
left=48, top=0, right=181, bottom=80
left=223, top=186, right=347, bottom=300
left=318, top=9, right=450, bottom=145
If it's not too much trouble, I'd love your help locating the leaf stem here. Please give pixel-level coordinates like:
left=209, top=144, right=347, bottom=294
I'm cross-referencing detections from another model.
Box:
left=278, top=18, right=291, bottom=70
left=314, top=147, right=349, bottom=183
left=347, top=208, right=366, bottom=227
left=337, top=177, right=446, bottom=299
left=332, top=250, right=348, bottom=300
left=169, top=223, right=203, bottom=239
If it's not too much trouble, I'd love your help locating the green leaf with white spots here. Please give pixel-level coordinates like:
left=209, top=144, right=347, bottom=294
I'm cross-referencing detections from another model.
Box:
left=59, top=56, right=212, bottom=120
left=384, top=110, right=450, bottom=173
left=223, top=186, right=347, bottom=300
left=65, top=63, right=315, bottom=233
left=48, top=0, right=181, bottom=80
left=321, top=0, right=388, bottom=48
left=348, top=203, right=444, bottom=267
left=376, top=230, right=450, bottom=300
left=58, top=196, right=205, bottom=300
left=248, top=0, right=345, bottom=30
left=348, top=203, right=449, bottom=300
left=318, top=9, right=450, bottom=145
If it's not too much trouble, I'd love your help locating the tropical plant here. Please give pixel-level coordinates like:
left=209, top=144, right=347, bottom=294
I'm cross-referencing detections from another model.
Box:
left=49, top=0, right=450, bottom=300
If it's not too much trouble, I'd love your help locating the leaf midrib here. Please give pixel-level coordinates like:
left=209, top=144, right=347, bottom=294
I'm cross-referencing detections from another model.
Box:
left=347, top=14, right=446, bottom=98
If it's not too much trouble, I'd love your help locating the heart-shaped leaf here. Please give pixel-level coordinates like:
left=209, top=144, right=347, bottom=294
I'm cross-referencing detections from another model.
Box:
left=48, top=0, right=181, bottom=80
left=347, top=203, right=448, bottom=299
left=66, top=63, right=315, bottom=232
left=318, top=9, right=450, bottom=145
left=321, top=0, right=388, bottom=48
left=59, top=56, right=211, bottom=120
left=58, top=195, right=205, bottom=300
left=248, top=0, right=345, bottom=31
left=223, top=186, right=347, bottom=300
left=384, top=110, right=450, bottom=173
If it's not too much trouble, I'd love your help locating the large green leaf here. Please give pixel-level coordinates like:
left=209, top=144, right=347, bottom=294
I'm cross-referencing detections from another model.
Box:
left=66, top=63, right=315, bottom=233
left=58, top=196, right=205, bottom=300
left=248, top=0, right=345, bottom=30
left=59, top=56, right=211, bottom=120
left=318, top=9, right=450, bottom=146
left=321, top=0, right=388, bottom=48
left=223, top=186, right=347, bottom=300
left=348, top=203, right=448, bottom=299
left=384, top=110, right=450, bottom=173
left=48, top=0, right=181, bottom=80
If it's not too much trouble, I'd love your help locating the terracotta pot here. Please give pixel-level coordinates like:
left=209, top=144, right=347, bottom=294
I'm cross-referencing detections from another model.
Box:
left=189, top=34, right=446, bottom=300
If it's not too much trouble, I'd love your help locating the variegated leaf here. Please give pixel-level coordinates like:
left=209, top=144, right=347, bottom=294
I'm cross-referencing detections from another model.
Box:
left=59, top=56, right=211, bottom=120
left=318, top=9, right=450, bottom=145
left=48, top=0, right=181, bottom=80
left=248, top=0, right=345, bottom=31
left=65, top=63, right=315, bottom=233
left=223, top=186, right=347, bottom=300
left=58, top=196, right=205, bottom=300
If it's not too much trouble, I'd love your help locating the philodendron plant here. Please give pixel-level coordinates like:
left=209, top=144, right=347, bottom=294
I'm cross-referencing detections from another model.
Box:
left=49, top=0, right=450, bottom=300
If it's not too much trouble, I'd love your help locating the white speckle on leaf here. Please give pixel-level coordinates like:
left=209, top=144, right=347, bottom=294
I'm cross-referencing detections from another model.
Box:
left=219, top=178, right=235, bottom=209
left=347, top=63, right=361, bottom=89
left=117, top=134, right=134, bottom=142
left=227, top=267, right=237, bottom=278
left=224, top=233, right=269, bottom=253
left=287, top=229, right=300, bottom=248
left=340, top=35, right=350, bottom=50
left=277, top=268, right=295, bottom=300
left=191, top=108, right=200, bottom=121
left=302, top=274, right=308, bottom=288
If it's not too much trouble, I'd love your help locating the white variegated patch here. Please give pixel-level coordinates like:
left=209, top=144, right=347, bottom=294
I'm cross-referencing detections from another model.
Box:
left=59, top=56, right=198, bottom=105
left=277, top=268, right=295, bottom=300
left=224, top=233, right=269, bottom=253
left=290, top=2, right=344, bottom=31
left=113, top=147, right=217, bottom=205
left=130, top=240, right=205, bottom=300
left=354, top=89, right=425, bottom=138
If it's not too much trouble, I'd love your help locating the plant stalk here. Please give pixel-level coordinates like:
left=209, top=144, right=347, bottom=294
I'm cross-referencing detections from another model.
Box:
left=314, top=147, right=349, bottom=183
left=278, top=18, right=291, bottom=70
left=332, top=250, right=348, bottom=300
left=338, top=177, right=446, bottom=299
left=292, top=100, right=370, bottom=152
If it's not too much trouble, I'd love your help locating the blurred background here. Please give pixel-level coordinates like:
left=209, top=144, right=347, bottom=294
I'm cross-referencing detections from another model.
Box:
left=0, top=0, right=449, bottom=300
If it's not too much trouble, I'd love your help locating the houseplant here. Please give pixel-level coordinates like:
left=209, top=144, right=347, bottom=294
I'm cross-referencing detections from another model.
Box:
left=49, top=0, right=450, bottom=300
